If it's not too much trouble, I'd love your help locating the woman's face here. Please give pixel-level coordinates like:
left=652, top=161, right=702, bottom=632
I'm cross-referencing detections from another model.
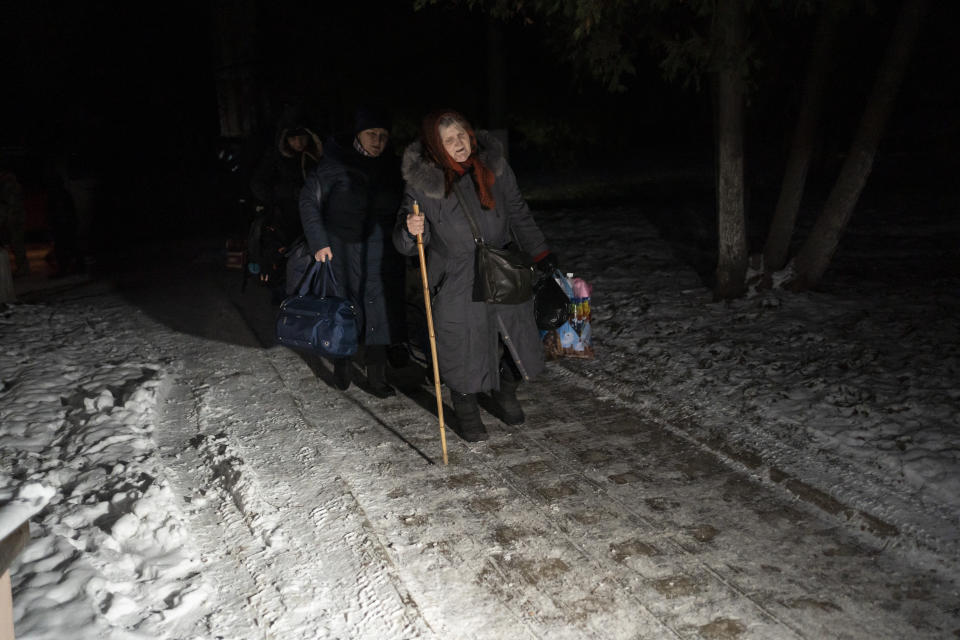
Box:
left=439, top=123, right=471, bottom=163
left=358, top=128, right=389, bottom=157
left=287, top=134, right=309, bottom=153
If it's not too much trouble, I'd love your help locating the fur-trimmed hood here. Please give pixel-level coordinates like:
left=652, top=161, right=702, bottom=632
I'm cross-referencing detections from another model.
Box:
left=278, top=126, right=323, bottom=159
left=401, top=130, right=507, bottom=199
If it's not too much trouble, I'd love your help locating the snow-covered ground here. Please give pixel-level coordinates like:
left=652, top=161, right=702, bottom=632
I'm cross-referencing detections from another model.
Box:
left=550, top=203, right=960, bottom=562
left=1, top=200, right=958, bottom=639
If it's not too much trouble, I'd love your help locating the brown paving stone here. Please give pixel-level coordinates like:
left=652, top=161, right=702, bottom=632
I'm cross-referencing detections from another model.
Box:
left=645, top=496, right=683, bottom=512
left=822, top=542, right=875, bottom=558
left=445, top=472, right=487, bottom=489
left=493, top=524, right=536, bottom=546
left=610, top=538, right=660, bottom=562
left=780, top=596, right=843, bottom=612
left=687, top=524, right=721, bottom=543
left=487, top=439, right=524, bottom=455
left=653, top=573, right=703, bottom=598
left=626, top=429, right=694, bottom=454
left=608, top=470, right=646, bottom=484
left=536, top=482, right=579, bottom=500
left=590, top=420, right=643, bottom=435
left=540, top=429, right=589, bottom=447
left=698, top=617, right=748, bottom=639
left=467, top=496, right=504, bottom=513
left=577, top=448, right=615, bottom=464
left=503, top=555, right=571, bottom=586
left=674, top=451, right=729, bottom=480
left=508, top=460, right=552, bottom=477
left=569, top=510, right=616, bottom=526
left=562, top=594, right=616, bottom=622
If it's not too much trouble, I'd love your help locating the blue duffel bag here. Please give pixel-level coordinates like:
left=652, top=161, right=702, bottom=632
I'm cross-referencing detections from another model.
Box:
left=275, top=259, right=359, bottom=358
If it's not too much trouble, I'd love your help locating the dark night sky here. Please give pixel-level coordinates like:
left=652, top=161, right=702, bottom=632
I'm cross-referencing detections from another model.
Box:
left=1, top=0, right=957, bottom=235
left=4, top=2, right=957, bottom=157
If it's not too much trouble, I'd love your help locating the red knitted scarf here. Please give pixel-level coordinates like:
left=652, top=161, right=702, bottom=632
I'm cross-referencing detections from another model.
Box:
left=422, top=110, right=496, bottom=210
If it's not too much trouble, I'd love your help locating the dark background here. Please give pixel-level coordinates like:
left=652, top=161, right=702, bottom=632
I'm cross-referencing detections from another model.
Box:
left=1, top=0, right=957, bottom=263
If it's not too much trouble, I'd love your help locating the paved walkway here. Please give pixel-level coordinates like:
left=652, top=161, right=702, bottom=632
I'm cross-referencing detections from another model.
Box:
left=144, top=261, right=960, bottom=638
left=16, top=249, right=960, bottom=639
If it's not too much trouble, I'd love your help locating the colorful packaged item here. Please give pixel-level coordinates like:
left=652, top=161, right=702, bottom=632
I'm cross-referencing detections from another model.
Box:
left=541, top=272, right=594, bottom=359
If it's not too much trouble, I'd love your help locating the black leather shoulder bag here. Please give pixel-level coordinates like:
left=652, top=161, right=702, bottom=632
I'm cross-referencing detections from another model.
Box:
left=453, top=182, right=535, bottom=305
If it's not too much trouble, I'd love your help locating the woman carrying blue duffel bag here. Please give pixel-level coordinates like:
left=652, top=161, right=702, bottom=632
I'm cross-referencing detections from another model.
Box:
left=298, top=106, right=407, bottom=397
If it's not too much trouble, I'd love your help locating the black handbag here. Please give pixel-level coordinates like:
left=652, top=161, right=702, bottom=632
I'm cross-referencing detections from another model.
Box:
left=275, top=260, right=359, bottom=358
left=453, top=183, right=535, bottom=305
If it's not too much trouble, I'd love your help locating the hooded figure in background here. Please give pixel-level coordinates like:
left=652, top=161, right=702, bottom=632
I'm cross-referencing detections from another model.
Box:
left=299, top=106, right=406, bottom=397
left=250, top=109, right=323, bottom=247
left=394, top=110, right=557, bottom=442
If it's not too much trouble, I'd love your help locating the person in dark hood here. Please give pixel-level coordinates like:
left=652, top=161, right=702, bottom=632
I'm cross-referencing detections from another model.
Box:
left=299, top=106, right=406, bottom=396
left=250, top=112, right=323, bottom=287
left=394, top=110, right=557, bottom=442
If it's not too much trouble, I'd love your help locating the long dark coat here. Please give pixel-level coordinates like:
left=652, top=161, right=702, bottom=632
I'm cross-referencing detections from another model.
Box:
left=392, top=131, right=548, bottom=394
left=300, top=135, right=405, bottom=346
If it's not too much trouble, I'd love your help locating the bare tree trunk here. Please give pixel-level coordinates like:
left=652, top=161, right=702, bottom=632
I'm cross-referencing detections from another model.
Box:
left=713, top=0, right=748, bottom=300
left=486, top=17, right=506, bottom=129
left=763, top=4, right=843, bottom=273
left=213, top=0, right=265, bottom=138
left=791, top=0, right=928, bottom=290
left=486, top=17, right=510, bottom=158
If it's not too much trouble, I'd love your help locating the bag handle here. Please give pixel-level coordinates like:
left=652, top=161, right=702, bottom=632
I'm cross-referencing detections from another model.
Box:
left=452, top=181, right=524, bottom=252
left=452, top=182, right=485, bottom=245
left=295, top=258, right=341, bottom=297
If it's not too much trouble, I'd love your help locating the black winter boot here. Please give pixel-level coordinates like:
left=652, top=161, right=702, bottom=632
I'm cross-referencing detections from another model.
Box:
left=364, top=346, right=395, bottom=398
left=333, top=358, right=351, bottom=390
left=451, top=391, right=488, bottom=442
left=386, top=343, right=411, bottom=369
left=489, top=357, right=524, bottom=425
left=490, top=379, right=524, bottom=425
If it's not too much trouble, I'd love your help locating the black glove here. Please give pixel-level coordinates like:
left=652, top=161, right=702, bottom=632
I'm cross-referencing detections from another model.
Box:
left=535, top=251, right=559, bottom=273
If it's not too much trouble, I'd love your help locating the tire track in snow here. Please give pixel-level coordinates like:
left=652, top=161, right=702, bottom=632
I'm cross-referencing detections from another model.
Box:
left=156, top=336, right=435, bottom=639
left=156, top=367, right=281, bottom=638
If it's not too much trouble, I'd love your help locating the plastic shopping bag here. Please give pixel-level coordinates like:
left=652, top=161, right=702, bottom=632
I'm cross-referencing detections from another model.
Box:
left=541, top=272, right=594, bottom=360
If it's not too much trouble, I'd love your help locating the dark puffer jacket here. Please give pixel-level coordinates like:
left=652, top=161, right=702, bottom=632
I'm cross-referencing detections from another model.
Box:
left=299, top=135, right=405, bottom=345
left=392, top=131, right=549, bottom=394
left=250, top=124, right=322, bottom=241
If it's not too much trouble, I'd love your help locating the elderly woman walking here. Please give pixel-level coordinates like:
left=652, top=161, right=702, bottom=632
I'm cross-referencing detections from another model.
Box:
left=393, top=110, right=557, bottom=442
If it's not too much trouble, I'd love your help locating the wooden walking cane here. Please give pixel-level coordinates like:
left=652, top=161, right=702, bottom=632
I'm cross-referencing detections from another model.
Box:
left=413, top=201, right=449, bottom=465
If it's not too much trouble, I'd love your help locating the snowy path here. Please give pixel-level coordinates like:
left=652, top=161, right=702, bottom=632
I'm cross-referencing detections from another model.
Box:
left=4, top=200, right=958, bottom=638
left=139, top=288, right=957, bottom=639
left=152, top=327, right=435, bottom=638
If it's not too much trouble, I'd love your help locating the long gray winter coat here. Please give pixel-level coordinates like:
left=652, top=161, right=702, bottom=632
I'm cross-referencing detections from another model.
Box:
left=393, top=131, right=548, bottom=394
